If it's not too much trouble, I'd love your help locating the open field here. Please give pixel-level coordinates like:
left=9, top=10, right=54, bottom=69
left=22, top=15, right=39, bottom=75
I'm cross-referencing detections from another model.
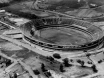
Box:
left=40, top=27, right=92, bottom=45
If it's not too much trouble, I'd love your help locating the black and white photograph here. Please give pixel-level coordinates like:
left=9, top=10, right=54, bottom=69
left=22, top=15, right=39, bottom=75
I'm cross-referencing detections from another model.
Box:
left=0, top=0, right=104, bottom=78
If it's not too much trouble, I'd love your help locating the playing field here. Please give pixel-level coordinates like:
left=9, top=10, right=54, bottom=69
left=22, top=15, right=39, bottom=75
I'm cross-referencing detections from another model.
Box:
left=40, top=27, right=93, bottom=46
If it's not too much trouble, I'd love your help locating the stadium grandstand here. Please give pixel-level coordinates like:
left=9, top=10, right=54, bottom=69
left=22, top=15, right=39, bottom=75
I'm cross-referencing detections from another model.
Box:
left=21, top=17, right=104, bottom=51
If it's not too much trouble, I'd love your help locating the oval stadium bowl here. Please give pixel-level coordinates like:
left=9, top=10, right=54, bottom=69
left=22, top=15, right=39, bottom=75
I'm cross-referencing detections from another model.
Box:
left=21, top=17, right=104, bottom=51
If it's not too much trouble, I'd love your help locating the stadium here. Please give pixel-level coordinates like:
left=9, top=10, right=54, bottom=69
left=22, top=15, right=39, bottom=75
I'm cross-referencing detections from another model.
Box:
left=21, top=17, right=104, bottom=51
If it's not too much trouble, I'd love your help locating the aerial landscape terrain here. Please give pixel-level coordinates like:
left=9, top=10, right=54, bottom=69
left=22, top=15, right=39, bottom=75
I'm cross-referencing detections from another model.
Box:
left=0, top=0, right=104, bottom=78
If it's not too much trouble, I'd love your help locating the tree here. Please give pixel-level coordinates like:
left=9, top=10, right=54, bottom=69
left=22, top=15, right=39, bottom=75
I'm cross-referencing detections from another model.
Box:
left=13, top=73, right=17, bottom=78
left=33, top=70, right=40, bottom=75
left=91, top=65, right=98, bottom=73
left=41, top=63, right=47, bottom=72
left=59, top=64, right=65, bottom=72
left=77, top=59, right=85, bottom=67
left=98, top=60, right=102, bottom=64
left=44, top=71, right=52, bottom=77
left=63, top=58, right=72, bottom=67
left=53, top=53, right=61, bottom=59
left=46, top=56, right=54, bottom=62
